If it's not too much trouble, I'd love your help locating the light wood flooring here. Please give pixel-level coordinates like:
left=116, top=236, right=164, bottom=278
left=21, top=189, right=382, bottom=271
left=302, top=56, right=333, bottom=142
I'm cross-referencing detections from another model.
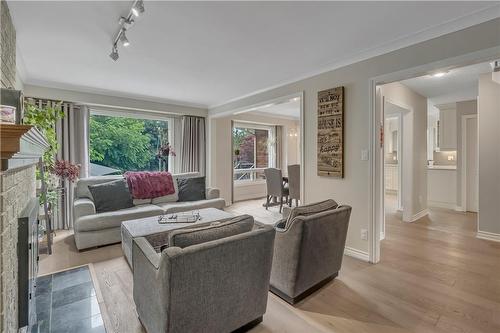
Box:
left=39, top=197, right=500, bottom=333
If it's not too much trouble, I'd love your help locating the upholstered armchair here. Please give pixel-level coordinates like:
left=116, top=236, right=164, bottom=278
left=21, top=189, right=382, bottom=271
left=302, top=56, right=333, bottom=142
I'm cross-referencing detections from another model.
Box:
left=132, top=216, right=275, bottom=333
left=270, top=200, right=351, bottom=304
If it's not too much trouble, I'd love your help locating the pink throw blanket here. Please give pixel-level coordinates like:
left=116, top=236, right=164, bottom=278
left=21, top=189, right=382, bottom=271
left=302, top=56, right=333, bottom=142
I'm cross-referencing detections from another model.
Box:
left=124, top=171, right=176, bottom=199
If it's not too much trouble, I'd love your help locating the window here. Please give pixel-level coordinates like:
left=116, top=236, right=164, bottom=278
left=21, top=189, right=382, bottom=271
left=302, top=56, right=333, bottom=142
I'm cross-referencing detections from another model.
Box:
left=89, top=112, right=173, bottom=175
left=233, top=123, right=275, bottom=183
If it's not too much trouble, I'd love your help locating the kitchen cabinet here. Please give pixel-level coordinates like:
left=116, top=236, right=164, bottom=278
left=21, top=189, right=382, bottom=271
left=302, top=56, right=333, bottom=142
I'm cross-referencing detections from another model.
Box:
left=385, top=164, right=398, bottom=193
left=437, top=103, right=457, bottom=150
left=428, top=167, right=457, bottom=209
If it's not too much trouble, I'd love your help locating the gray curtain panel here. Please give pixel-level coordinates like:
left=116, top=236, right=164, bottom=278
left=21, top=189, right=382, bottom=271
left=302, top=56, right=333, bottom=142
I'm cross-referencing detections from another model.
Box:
left=275, top=125, right=283, bottom=170
left=180, top=116, right=206, bottom=175
left=53, top=102, right=90, bottom=229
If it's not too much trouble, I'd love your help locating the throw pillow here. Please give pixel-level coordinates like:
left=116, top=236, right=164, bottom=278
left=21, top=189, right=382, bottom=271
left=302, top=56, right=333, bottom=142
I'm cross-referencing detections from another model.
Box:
left=168, top=215, right=255, bottom=248
left=177, top=176, right=206, bottom=202
left=88, top=179, right=134, bottom=213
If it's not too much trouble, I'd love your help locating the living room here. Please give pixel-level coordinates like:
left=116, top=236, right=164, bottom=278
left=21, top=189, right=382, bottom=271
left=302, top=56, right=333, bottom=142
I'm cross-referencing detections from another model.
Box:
left=1, top=1, right=500, bottom=333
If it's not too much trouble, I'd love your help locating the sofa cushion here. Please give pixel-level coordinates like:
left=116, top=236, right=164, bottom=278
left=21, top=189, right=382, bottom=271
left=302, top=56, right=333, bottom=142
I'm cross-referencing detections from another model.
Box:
left=177, top=176, right=206, bottom=202
left=75, top=204, right=163, bottom=232
left=75, top=175, right=123, bottom=200
left=88, top=179, right=134, bottom=213
left=134, top=198, right=152, bottom=206
left=286, top=199, right=338, bottom=228
left=168, top=215, right=254, bottom=248
left=155, top=198, right=226, bottom=214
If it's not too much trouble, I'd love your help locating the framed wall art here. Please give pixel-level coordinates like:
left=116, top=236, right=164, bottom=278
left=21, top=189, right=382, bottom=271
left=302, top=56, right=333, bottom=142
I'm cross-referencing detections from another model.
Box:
left=317, top=86, right=344, bottom=178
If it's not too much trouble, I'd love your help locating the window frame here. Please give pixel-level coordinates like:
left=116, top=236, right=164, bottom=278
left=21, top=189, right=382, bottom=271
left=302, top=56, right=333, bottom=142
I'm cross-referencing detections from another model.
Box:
left=89, top=107, right=176, bottom=173
left=232, top=121, right=276, bottom=185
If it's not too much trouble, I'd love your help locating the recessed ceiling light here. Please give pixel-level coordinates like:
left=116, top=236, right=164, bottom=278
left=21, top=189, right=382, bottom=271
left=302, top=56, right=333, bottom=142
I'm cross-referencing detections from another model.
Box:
left=431, top=71, right=448, bottom=78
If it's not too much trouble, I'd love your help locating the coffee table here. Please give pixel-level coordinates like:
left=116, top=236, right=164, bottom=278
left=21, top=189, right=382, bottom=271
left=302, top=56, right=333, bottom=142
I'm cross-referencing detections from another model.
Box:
left=121, top=207, right=233, bottom=267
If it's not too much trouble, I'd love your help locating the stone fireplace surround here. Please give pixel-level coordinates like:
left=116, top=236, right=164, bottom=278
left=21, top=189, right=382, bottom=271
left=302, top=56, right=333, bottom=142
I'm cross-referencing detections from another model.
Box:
left=0, top=124, right=48, bottom=332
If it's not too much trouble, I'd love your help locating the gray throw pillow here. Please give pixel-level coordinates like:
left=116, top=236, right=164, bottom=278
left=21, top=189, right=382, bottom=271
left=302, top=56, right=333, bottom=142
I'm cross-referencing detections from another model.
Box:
left=88, top=179, right=134, bottom=213
left=168, top=215, right=254, bottom=248
left=177, top=176, right=206, bottom=202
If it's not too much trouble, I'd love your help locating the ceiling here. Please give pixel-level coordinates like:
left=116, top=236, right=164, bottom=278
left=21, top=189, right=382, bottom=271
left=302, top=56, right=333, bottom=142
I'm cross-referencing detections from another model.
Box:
left=247, top=99, right=300, bottom=119
left=9, top=1, right=500, bottom=108
left=401, top=62, right=493, bottom=105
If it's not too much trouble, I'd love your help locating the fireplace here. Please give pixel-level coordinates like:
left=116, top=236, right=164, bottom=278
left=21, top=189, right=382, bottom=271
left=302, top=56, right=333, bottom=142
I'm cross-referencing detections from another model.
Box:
left=18, top=197, right=40, bottom=328
left=0, top=123, right=49, bottom=332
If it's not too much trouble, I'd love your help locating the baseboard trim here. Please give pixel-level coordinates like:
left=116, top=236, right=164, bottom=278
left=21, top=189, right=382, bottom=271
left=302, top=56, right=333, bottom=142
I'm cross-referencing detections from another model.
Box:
left=407, top=209, right=429, bottom=222
left=476, top=230, right=500, bottom=243
left=344, top=246, right=370, bottom=262
left=428, top=201, right=457, bottom=210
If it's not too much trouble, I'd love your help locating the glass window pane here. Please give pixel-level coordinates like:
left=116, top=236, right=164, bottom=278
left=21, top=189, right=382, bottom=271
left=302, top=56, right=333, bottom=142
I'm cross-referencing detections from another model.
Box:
left=89, top=114, right=170, bottom=175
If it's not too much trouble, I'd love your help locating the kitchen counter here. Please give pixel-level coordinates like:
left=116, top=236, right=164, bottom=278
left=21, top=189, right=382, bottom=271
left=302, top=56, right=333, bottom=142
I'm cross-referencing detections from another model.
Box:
left=427, top=165, right=457, bottom=170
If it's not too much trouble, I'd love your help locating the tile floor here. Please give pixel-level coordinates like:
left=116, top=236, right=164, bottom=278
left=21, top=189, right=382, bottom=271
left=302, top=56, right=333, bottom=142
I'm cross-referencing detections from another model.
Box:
left=31, top=266, right=105, bottom=333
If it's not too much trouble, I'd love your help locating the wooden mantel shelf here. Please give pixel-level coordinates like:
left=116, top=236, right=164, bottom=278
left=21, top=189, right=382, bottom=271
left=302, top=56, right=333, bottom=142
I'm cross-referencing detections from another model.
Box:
left=0, top=123, right=50, bottom=171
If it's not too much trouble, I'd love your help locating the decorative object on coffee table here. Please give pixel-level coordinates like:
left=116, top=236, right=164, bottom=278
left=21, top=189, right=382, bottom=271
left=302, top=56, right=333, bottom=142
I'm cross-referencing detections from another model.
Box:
left=317, top=86, right=344, bottom=178
left=157, top=211, right=201, bottom=224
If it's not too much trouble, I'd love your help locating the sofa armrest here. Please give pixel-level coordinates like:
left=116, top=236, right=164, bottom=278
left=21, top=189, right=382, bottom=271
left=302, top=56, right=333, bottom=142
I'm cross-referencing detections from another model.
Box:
left=206, top=187, right=220, bottom=200
left=73, top=198, right=96, bottom=221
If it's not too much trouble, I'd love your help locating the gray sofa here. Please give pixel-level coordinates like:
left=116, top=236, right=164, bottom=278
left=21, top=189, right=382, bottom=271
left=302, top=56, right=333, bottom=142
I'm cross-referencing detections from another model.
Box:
left=270, top=200, right=351, bottom=304
left=132, top=215, right=275, bottom=333
left=73, top=172, right=225, bottom=250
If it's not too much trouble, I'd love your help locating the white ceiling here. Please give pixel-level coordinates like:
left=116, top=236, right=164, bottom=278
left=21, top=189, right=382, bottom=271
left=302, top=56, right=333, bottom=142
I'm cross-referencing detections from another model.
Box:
left=9, top=1, right=500, bottom=108
left=401, top=62, right=493, bottom=105
left=247, top=99, right=300, bottom=119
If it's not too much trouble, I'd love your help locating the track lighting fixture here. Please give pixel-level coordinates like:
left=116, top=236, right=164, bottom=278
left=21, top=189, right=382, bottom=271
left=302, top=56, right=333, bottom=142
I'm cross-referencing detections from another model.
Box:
left=132, top=0, right=145, bottom=17
left=120, top=32, right=130, bottom=47
left=109, top=46, right=119, bottom=61
left=109, top=0, right=145, bottom=61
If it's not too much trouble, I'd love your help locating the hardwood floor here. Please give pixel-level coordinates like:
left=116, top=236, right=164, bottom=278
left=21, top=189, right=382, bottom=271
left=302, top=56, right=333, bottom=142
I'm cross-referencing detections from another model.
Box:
left=39, top=197, right=500, bottom=333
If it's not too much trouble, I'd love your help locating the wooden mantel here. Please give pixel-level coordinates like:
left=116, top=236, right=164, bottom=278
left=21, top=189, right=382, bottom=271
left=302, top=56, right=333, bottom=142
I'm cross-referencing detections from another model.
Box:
left=0, top=123, right=50, bottom=171
left=1, top=124, right=32, bottom=159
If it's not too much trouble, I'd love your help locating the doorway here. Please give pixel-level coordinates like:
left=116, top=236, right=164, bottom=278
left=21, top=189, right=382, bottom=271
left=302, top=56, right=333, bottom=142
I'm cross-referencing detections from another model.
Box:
left=370, top=57, right=496, bottom=263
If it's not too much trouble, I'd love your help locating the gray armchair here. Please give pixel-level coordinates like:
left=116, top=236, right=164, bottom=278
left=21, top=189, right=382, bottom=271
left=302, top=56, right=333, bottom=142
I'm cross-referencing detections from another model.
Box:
left=132, top=216, right=276, bottom=333
left=287, top=164, right=300, bottom=207
left=264, top=168, right=289, bottom=213
left=270, top=200, right=351, bottom=304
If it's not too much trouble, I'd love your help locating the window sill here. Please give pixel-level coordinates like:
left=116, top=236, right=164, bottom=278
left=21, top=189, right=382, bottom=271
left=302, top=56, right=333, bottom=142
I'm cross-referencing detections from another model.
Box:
left=234, top=180, right=267, bottom=187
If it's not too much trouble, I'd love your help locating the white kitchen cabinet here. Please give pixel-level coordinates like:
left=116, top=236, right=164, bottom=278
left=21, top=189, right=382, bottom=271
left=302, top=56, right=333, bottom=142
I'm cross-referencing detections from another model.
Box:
left=428, top=167, right=457, bottom=209
left=437, top=103, right=457, bottom=151
left=385, top=164, right=398, bottom=193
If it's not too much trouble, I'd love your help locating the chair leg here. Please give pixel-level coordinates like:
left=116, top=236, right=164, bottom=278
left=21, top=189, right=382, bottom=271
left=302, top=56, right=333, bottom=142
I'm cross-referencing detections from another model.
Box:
left=295, top=199, right=299, bottom=207
left=279, top=196, right=283, bottom=213
left=265, top=195, right=270, bottom=210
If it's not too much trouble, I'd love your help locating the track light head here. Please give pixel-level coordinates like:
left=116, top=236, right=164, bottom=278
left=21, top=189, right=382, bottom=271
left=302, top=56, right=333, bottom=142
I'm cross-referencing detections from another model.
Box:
left=132, top=0, right=145, bottom=17
left=109, top=46, right=119, bottom=61
left=120, top=32, right=130, bottom=47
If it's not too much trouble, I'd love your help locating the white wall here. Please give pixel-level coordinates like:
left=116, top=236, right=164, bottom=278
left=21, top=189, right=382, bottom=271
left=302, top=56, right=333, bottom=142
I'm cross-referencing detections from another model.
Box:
left=478, top=73, right=500, bottom=235
left=23, top=84, right=208, bottom=117
left=456, top=99, right=477, bottom=209
left=380, top=82, right=428, bottom=220
left=209, top=18, right=500, bottom=254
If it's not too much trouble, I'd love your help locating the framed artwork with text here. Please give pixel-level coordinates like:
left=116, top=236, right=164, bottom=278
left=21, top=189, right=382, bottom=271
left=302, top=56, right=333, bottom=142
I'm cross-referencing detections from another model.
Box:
left=317, top=86, right=344, bottom=178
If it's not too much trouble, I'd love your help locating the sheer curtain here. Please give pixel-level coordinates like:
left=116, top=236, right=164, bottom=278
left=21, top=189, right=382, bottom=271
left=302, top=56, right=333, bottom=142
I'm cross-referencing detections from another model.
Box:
left=180, top=116, right=206, bottom=175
